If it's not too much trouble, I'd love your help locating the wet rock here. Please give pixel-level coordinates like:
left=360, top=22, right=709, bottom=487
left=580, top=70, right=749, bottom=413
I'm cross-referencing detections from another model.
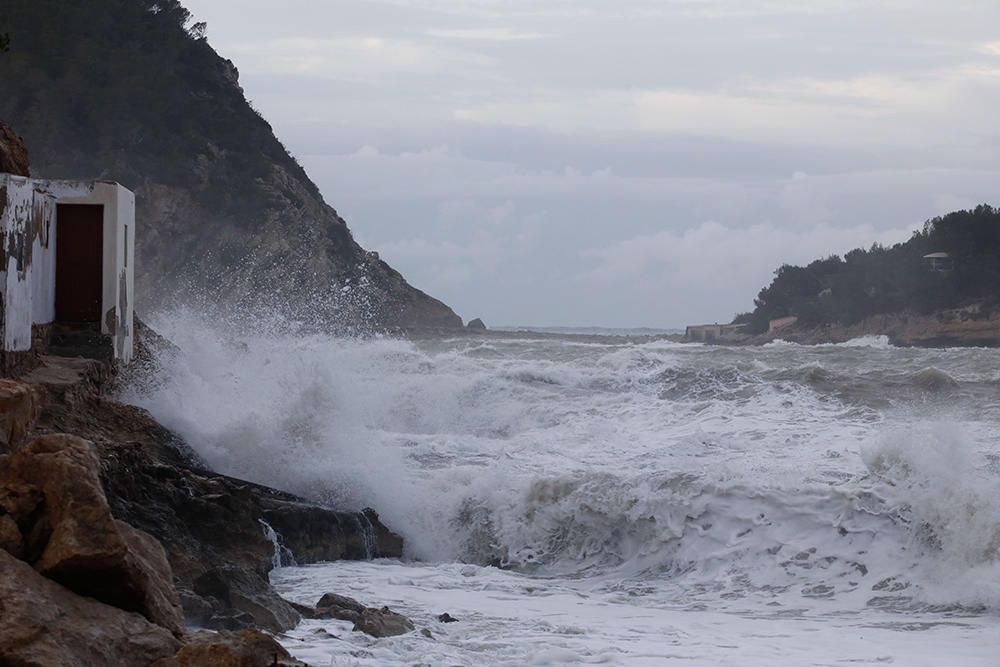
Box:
left=437, top=612, right=459, bottom=623
left=152, top=628, right=307, bottom=667
left=0, top=379, right=39, bottom=453
left=288, top=592, right=365, bottom=623
left=21, top=348, right=405, bottom=634
left=0, top=549, right=181, bottom=667
left=317, top=592, right=365, bottom=613
left=466, top=318, right=487, bottom=330
left=353, top=606, right=415, bottom=638
left=0, top=434, right=184, bottom=633
left=420, top=628, right=434, bottom=638
left=191, top=566, right=299, bottom=632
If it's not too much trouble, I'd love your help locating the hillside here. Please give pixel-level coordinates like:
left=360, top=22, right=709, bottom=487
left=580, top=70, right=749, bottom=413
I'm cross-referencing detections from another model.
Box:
left=736, top=205, right=1000, bottom=335
left=0, top=0, right=461, bottom=329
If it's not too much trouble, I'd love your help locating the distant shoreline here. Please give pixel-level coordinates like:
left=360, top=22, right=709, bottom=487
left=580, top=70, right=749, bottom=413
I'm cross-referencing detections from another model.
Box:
left=396, top=305, right=1000, bottom=349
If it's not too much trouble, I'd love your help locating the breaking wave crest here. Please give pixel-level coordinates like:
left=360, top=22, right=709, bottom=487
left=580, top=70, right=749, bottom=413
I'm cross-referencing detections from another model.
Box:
left=125, top=310, right=1000, bottom=611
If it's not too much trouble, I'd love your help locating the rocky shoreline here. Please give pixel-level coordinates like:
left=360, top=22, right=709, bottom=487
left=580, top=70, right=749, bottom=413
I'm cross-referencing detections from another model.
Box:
left=740, top=303, right=1000, bottom=348
left=0, top=325, right=408, bottom=665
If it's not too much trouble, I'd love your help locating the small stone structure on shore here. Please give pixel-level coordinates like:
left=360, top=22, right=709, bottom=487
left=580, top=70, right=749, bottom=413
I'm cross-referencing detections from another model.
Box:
left=0, top=125, right=135, bottom=367
left=685, top=322, right=748, bottom=342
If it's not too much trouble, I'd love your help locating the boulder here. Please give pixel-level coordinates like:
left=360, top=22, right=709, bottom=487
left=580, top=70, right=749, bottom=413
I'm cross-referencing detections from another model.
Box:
left=316, top=592, right=365, bottom=613
left=1, top=435, right=127, bottom=575
left=312, top=592, right=365, bottom=623
left=115, top=519, right=187, bottom=634
left=0, top=434, right=184, bottom=633
left=0, top=549, right=181, bottom=667
left=353, top=606, right=415, bottom=638
left=466, top=318, right=487, bottom=330
left=0, top=379, right=40, bottom=453
left=191, top=566, right=300, bottom=632
left=151, top=629, right=307, bottom=667
left=0, top=121, right=30, bottom=177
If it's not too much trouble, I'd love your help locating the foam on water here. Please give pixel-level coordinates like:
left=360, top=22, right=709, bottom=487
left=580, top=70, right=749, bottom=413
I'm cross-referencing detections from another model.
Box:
left=125, top=311, right=1000, bottom=665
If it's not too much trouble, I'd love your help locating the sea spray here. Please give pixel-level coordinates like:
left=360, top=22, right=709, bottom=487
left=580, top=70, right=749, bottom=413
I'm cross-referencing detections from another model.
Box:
left=259, top=519, right=296, bottom=569
left=126, top=310, right=1000, bottom=612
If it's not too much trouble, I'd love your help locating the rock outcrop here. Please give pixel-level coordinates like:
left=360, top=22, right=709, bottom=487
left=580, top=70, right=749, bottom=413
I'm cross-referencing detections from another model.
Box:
left=2, top=1, right=462, bottom=329
left=0, top=432, right=185, bottom=634
left=294, top=592, right=415, bottom=638
left=354, top=606, right=416, bottom=638
left=749, top=303, right=1000, bottom=347
left=0, top=549, right=182, bottom=667
left=151, top=629, right=307, bottom=667
left=17, top=352, right=403, bottom=633
left=466, top=318, right=488, bottom=330
left=0, top=120, right=30, bottom=176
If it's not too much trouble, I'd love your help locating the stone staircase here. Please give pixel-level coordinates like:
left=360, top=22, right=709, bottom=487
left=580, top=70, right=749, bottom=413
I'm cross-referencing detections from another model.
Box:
left=47, top=322, right=114, bottom=361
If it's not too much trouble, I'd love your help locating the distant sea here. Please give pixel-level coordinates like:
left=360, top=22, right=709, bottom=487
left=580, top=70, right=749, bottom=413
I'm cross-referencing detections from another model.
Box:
left=493, top=324, right=684, bottom=337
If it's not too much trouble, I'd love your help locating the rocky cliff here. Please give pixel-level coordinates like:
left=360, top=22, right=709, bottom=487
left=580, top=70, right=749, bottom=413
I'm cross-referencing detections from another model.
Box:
left=0, top=0, right=462, bottom=329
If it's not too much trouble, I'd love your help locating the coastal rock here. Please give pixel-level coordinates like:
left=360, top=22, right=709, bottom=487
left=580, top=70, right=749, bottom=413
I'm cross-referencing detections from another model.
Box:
left=2, top=435, right=128, bottom=575
left=152, top=629, right=307, bottom=667
left=0, top=549, right=181, bottom=667
left=353, top=606, right=415, bottom=638
left=0, top=121, right=30, bottom=176
left=437, top=612, right=459, bottom=623
left=0, top=380, right=40, bottom=453
left=0, top=513, right=23, bottom=558
left=467, top=318, right=487, bottom=330
left=0, top=433, right=184, bottom=633
left=115, top=519, right=187, bottom=635
left=191, top=566, right=300, bottom=632
left=317, top=592, right=366, bottom=613
left=18, top=350, right=404, bottom=633
left=311, top=592, right=365, bottom=622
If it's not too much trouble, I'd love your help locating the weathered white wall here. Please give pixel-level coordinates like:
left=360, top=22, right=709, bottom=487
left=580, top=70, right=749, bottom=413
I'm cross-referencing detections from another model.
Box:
left=0, top=175, right=58, bottom=351
left=0, top=177, right=135, bottom=362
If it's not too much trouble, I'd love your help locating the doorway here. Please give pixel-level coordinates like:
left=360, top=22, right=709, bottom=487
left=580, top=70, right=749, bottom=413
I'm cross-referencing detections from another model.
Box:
left=55, top=204, right=103, bottom=322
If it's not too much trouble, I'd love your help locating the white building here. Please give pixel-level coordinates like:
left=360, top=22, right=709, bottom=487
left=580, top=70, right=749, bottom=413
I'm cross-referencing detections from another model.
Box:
left=0, top=174, right=135, bottom=363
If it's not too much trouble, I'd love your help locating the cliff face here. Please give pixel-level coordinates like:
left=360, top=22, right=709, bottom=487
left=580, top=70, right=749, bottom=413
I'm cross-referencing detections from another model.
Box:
left=0, top=0, right=461, bottom=329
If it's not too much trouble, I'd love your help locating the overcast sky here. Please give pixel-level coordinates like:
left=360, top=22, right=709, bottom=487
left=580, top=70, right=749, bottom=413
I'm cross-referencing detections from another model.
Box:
left=183, top=0, right=1000, bottom=328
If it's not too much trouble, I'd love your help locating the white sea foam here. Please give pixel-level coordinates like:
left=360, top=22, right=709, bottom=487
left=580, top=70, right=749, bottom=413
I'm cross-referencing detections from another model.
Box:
left=834, top=334, right=894, bottom=349
left=126, top=311, right=1000, bottom=665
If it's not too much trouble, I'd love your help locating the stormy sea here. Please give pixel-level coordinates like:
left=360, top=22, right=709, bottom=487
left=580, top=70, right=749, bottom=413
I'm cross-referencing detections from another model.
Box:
left=128, top=315, right=1000, bottom=666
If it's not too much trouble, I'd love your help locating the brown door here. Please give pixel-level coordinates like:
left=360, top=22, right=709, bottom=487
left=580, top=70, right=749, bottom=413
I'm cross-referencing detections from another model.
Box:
left=56, top=204, right=103, bottom=321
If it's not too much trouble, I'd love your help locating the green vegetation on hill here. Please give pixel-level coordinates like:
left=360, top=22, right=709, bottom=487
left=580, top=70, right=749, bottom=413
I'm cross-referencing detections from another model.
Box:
left=735, top=205, right=1000, bottom=333
left=2, top=0, right=315, bottom=211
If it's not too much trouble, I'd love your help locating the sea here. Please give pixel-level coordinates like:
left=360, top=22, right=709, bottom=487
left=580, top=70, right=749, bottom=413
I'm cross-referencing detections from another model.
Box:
left=128, top=314, right=1000, bottom=666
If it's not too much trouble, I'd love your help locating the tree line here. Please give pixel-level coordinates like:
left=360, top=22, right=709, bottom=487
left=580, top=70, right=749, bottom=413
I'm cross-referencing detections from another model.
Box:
left=733, top=205, right=1000, bottom=333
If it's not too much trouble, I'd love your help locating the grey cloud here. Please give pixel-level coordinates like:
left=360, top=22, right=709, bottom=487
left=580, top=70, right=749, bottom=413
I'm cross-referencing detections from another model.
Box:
left=180, top=0, right=1000, bottom=326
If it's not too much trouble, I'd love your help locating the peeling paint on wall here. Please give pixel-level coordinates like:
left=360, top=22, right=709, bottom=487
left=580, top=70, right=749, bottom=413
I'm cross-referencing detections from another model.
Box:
left=0, top=175, right=135, bottom=363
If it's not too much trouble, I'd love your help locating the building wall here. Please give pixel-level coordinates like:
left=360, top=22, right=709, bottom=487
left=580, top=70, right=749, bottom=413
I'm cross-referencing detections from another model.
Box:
left=0, top=177, right=135, bottom=362
left=685, top=324, right=722, bottom=341
left=0, top=174, right=57, bottom=351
